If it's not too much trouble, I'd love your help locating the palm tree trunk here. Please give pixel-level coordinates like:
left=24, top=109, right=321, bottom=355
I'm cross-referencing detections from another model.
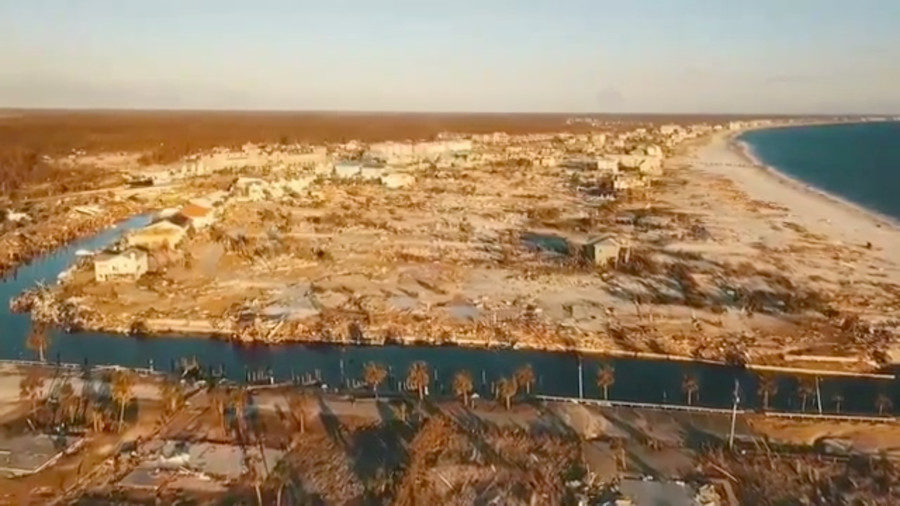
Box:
left=603, top=385, right=609, bottom=400
left=687, top=391, right=693, bottom=406
left=255, top=484, right=262, bottom=506
left=39, top=346, right=45, bottom=363
left=119, top=402, right=125, bottom=431
left=505, top=396, right=510, bottom=410
left=763, top=391, right=769, bottom=410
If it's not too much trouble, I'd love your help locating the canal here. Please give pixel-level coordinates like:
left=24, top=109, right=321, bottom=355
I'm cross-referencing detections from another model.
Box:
left=1, top=216, right=896, bottom=415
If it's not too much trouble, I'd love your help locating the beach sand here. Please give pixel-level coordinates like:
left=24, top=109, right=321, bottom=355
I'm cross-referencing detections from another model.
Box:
left=698, top=129, right=900, bottom=259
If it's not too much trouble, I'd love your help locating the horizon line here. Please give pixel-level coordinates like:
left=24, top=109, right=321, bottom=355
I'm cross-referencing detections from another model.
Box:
left=1, top=106, right=889, bottom=118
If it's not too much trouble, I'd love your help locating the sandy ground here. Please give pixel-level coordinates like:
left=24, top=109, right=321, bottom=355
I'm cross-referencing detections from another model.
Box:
left=701, top=130, right=900, bottom=257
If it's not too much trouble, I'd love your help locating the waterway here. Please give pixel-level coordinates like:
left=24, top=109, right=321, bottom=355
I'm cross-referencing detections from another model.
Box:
left=0, top=216, right=896, bottom=415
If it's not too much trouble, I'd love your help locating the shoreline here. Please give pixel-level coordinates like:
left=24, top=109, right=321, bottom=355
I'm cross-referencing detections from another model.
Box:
left=692, top=127, right=900, bottom=257
left=52, top=319, right=896, bottom=379
left=731, top=123, right=900, bottom=231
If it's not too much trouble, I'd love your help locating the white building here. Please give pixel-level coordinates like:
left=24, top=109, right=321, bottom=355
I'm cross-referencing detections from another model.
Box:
left=334, top=161, right=363, bottom=179
left=581, top=236, right=619, bottom=266
left=380, top=172, right=415, bottom=189
left=94, top=249, right=149, bottom=282
left=127, top=220, right=187, bottom=249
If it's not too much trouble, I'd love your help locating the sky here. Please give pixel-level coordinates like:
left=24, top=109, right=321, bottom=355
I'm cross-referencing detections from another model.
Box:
left=1, top=1, right=899, bottom=114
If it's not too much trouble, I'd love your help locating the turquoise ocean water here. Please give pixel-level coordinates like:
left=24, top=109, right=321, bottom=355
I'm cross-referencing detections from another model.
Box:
left=739, top=121, right=900, bottom=221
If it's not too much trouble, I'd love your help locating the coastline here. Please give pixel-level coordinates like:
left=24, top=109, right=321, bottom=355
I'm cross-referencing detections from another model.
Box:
left=732, top=123, right=900, bottom=230
left=694, top=127, right=900, bottom=255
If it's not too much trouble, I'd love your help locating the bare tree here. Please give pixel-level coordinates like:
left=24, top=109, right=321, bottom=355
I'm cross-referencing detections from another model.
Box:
left=58, top=381, right=77, bottom=425
left=286, top=390, right=315, bottom=434
left=452, top=370, right=474, bottom=408
left=406, top=361, right=430, bottom=401
left=797, top=377, right=816, bottom=412
left=597, top=364, right=615, bottom=400
left=875, top=394, right=893, bottom=416
left=159, top=378, right=185, bottom=416
left=362, top=362, right=387, bottom=399
left=19, top=369, right=45, bottom=412
left=210, top=387, right=228, bottom=434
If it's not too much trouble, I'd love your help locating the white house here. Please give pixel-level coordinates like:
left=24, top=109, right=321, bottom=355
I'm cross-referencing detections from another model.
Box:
left=94, top=248, right=149, bottom=282
left=581, top=236, right=619, bottom=266
left=380, top=172, right=415, bottom=189
left=334, top=161, right=363, bottom=179
left=127, top=220, right=187, bottom=249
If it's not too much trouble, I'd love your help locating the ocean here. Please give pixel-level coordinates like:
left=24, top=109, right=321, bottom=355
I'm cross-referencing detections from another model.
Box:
left=739, top=121, right=900, bottom=221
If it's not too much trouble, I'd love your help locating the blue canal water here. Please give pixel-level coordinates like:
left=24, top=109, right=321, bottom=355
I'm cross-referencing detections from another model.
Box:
left=0, top=215, right=896, bottom=415
left=739, top=121, right=900, bottom=221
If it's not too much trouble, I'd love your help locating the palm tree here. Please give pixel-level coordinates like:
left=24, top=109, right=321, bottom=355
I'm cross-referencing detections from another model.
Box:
left=597, top=364, right=615, bottom=400
left=19, top=370, right=45, bottom=412
left=362, top=362, right=387, bottom=399
left=831, top=393, right=844, bottom=414
left=452, top=370, right=474, bottom=407
left=210, top=387, right=228, bottom=433
left=160, top=378, right=185, bottom=415
left=231, top=388, right=248, bottom=440
left=406, top=361, right=430, bottom=401
left=682, top=374, right=699, bottom=406
left=111, top=369, right=136, bottom=431
left=514, top=364, right=536, bottom=395
left=286, top=390, right=315, bottom=434
left=242, top=452, right=264, bottom=506
left=797, top=377, right=816, bottom=412
left=26, top=322, right=50, bottom=363
left=757, top=374, right=778, bottom=410
left=58, top=381, right=77, bottom=424
left=875, top=394, right=893, bottom=416
left=496, top=377, right=518, bottom=410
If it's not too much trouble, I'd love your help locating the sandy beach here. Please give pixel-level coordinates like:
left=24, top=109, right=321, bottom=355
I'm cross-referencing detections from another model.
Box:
left=697, top=129, right=900, bottom=259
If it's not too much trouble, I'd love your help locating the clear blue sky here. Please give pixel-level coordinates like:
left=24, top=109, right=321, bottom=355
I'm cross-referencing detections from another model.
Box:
left=1, top=0, right=898, bottom=114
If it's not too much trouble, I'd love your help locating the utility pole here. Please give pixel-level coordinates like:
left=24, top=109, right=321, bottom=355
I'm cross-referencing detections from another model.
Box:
left=577, top=355, right=584, bottom=399
left=729, top=379, right=740, bottom=450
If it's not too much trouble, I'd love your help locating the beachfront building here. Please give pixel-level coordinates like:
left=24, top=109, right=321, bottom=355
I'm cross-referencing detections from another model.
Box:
left=581, top=236, right=620, bottom=266
left=127, top=220, right=187, bottom=249
left=334, top=161, right=363, bottom=179
left=94, top=248, right=149, bottom=282
left=380, top=172, right=415, bottom=189
left=177, top=203, right=216, bottom=229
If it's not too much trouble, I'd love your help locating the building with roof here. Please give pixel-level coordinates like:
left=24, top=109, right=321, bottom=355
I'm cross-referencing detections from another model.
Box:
left=178, top=203, right=216, bottom=229
left=94, top=248, right=149, bottom=282
left=582, top=236, right=620, bottom=266
left=127, top=220, right=187, bottom=249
